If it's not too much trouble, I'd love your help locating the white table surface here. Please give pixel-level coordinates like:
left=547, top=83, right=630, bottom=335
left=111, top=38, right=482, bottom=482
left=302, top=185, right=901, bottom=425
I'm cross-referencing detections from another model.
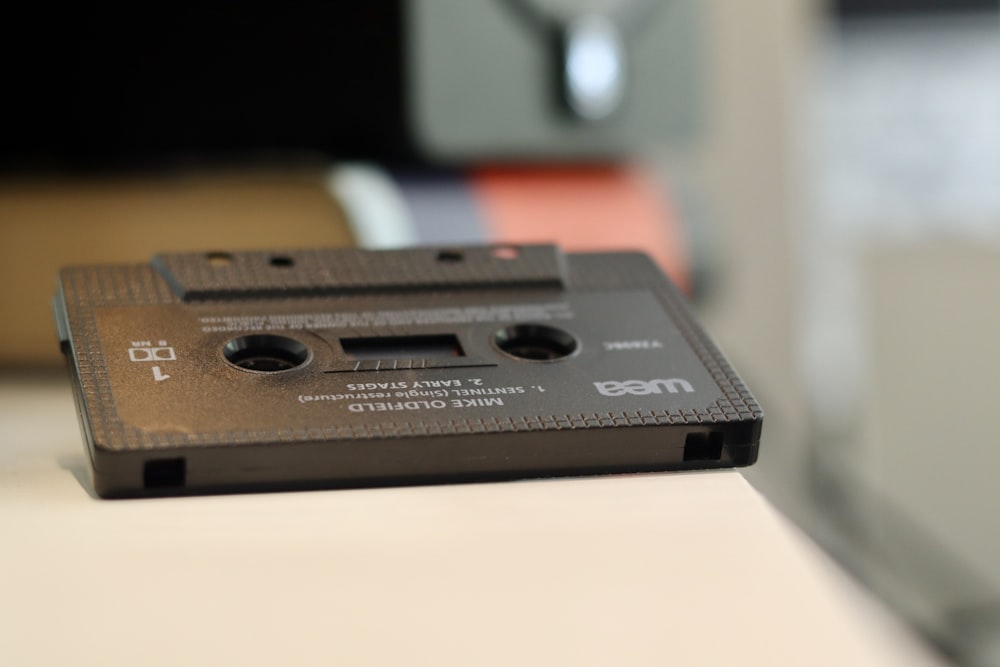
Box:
left=0, top=375, right=946, bottom=667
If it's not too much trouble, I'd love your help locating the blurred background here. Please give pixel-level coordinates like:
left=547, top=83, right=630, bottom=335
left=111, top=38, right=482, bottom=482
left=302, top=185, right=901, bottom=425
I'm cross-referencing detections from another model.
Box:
left=2, top=1, right=999, bottom=663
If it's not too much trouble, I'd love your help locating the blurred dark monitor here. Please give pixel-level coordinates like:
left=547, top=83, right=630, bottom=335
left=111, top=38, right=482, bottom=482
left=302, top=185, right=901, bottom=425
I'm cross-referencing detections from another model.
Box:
left=1, top=1, right=700, bottom=171
left=1, top=5, right=408, bottom=169
left=833, top=0, right=999, bottom=17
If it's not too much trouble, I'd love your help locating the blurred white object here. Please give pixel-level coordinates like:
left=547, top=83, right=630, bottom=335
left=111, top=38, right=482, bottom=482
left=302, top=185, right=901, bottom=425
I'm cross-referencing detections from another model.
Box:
left=563, top=14, right=627, bottom=120
left=326, top=164, right=417, bottom=249
left=814, top=16, right=1000, bottom=235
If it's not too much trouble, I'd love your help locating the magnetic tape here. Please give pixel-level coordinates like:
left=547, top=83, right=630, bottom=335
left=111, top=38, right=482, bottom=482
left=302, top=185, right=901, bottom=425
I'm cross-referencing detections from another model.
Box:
left=53, top=245, right=762, bottom=497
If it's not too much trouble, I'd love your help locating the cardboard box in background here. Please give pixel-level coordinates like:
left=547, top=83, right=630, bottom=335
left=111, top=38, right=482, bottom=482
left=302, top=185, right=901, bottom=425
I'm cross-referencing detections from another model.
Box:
left=0, top=170, right=353, bottom=367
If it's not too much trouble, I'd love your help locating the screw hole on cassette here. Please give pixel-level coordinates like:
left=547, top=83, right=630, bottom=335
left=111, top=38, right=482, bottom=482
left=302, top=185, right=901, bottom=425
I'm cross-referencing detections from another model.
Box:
left=436, top=250, right=464, bottom=263
left=490, top=245, right=520, bottom=260
left=269, top=255, right=295, bottom=268
left=206, top=251, right=233, bottom=267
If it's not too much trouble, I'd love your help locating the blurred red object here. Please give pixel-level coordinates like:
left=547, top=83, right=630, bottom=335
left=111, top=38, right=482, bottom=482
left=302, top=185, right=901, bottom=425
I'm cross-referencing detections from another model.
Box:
left=473, top=166, right=690, bottom=294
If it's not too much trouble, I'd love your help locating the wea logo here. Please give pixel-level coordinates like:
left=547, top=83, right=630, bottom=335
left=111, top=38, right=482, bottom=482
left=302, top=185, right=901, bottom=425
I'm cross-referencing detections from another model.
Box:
left=593, top=378, right=694, bottom=397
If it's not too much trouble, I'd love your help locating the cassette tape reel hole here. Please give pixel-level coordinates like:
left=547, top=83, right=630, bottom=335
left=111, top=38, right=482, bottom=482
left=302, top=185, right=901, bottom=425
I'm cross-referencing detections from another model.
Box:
left=223, top=334, right=311, bottom=373
left=494, top=324, right=578, bottom=361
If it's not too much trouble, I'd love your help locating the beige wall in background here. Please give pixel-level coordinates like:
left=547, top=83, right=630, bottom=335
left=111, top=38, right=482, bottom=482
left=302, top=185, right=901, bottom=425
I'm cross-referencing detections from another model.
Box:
left=859, top=241, right=1000, bottom=602
left=0, top=170, right=352, bottom=366
left=664, top=0, right=818, bottom=519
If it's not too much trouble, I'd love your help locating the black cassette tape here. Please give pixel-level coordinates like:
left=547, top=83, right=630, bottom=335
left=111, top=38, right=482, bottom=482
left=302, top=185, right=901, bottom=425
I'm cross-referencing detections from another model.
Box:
left=53, top=245, right=762, bottom=497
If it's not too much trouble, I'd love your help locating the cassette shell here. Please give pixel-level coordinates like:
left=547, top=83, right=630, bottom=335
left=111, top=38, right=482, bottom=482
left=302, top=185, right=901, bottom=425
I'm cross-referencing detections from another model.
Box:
left=53, top=245, right=763, bottom=498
